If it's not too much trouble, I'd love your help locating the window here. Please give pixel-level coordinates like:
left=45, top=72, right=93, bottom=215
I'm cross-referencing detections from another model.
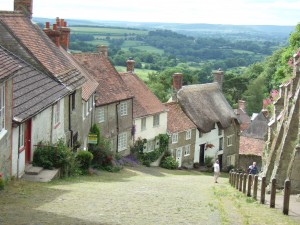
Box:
left=218, top=127, right=222, bottom=136
left=89, top=97, right=93, bottom=111
left=153, top=114, right=160, bottom=127
left=54, top=101, right=60, bottom=125
left=172, top=133, right=178, bottom=143
left=219, top=137, right=223, bottom=150
left=120, top=102, right=127, bottom=116
left=186, top=129, right=191, bottom=140
left=82, top=102, right=85, bottom=120
left=184, top=145, right=190, bottom=156
left=227, top=154, right=236, bottom=166
left=199, top=131, right=203, bottom=138
left=85, top=100, right=89, bottom=116
left=71, top=91, right=76, bottom=111
left=98, top=107, right=104, bottom=123
left=19, top=123, right=25, bottom=148
left=118, top=132, right=127, bottom=151
left=0, top=84, right=5, bottom=133
left=147, top=139, right=155, bottom=152
left=227, top=135, right=233, bottom=146
left=141, top=118, right=146, bottom=131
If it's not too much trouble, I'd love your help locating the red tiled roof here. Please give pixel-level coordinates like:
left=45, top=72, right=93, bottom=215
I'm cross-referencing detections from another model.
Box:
left=239, top=136, right=265, bottom=156
left=0, top=45, right=22, bottom=79
left=61, top=50, right=98, bottom=101
left=0, top=11, right=85, bottom=90
left=119, top=72, right=166, bottom=118
left=73, top=53, right=133, bottom=105
left=164, top=102, right=196, bottom=133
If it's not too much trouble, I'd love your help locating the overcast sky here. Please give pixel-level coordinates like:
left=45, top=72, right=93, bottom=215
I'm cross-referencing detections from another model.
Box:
left=1, top=0, right=300, bottom=25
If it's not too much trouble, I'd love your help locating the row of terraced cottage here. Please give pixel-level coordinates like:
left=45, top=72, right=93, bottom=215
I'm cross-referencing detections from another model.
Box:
left=0, top=0, right=240, bottom=180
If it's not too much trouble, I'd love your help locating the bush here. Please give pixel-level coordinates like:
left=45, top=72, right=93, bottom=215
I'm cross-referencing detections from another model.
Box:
left=193, top=162, right=200, bottom=169
left=204, top=156, right=214, bottom=167
left=0, top=173, right=4, bottom=190
left=76, top=151, right=93, bottom=170
left=32, top=139, right=80, bottom=177
left=160, top=156, right=178, bottom=170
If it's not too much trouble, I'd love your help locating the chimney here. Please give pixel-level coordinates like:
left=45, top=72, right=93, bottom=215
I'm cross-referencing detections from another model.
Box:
left=126, top=58, right=135, bottom=72
left=172, top=73, right=183, bottom=102
left=58, top=18, right=70, bottom=50
left=14, top=0, right=33, bottom=19
left=43, top=22, right=61, bottom=47
left=213, top=68, right=224, bottom=91
left=238, top=100, right=246, bottom=111
left=97, top=45, right=108, bottom=57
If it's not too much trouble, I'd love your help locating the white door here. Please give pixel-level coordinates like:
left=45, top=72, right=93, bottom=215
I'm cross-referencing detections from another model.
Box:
left=176, top=148, right=182, bottom=167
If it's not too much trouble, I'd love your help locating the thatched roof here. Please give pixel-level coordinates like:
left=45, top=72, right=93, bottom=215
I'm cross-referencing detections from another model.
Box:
left=177, top=83, right=237, bottom=133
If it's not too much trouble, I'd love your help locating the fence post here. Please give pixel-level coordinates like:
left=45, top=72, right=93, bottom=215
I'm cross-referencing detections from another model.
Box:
left=239, top=173, right=243, bottom=192
left=270, top=178, right=276, bottom=208
left=260, top=176, right=266, bottom=204
left=243, top=174, right=247, bottom=194
left=253, top=175, right=258, bottom=200
left=236, top=173, right=240, bottom=189
left=234, top=172, right=238, bottom=187
left=229, top=171, right=232, bottom=184
left=232, top=172, right=235, bottom=187
left=247, top=174, right=252, bottom=197
left=283, top=179, right=291, bottom=215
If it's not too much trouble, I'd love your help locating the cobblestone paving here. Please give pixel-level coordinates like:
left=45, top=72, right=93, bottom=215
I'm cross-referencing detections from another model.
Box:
left=0, top=166, right=298, bottom=225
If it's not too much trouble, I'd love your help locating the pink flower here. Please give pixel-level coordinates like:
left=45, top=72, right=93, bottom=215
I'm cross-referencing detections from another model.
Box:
left=0, top=173, right=2, bottom=178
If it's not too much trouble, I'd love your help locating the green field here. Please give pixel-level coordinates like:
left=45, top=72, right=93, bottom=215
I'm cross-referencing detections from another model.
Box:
left=115, top=66, right=156, bottom=81
left=70, top=26, right=148, bottom=35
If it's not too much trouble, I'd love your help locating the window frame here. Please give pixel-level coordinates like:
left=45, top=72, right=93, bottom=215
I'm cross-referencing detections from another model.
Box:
left=98, top=107, right=104, bottom=123
left=141, top=117, right=146, bottom=131
left=19, top=123, right=25, bottom=149
left=153, top=114, right=160, bottom=127
left=184, top=145, right=190, bottom=156
left=172, top=132, right=178, bottom=144
left=118, top=132, right=127, bottom=151
left=219, top=137, right=224, bottom=150
left=120, top=101, right=128, bottom=116
left=186, top=129, right=191, bottom=140
left=227, top=135, right=233, bottom=146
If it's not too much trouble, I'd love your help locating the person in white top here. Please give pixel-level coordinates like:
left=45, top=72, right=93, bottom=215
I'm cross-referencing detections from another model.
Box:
left=213, top=160, right=220, bottom=183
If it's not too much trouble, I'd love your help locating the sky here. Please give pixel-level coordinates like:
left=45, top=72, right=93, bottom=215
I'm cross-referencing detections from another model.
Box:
left=1, top=0, right=300, bottom=25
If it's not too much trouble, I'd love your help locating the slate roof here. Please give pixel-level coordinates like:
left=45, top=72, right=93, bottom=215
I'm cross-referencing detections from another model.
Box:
left=0, top=45, right=69, bottom=123
left=164, top=102, right=196, bottom=133
left=0, top=45, right=22, bottom=80
left=241, top=111, right=268, bottom=140
left=177, top=83, right=237, bottom=133
left=73, top=53, right=133, bottom=105
left=234, top=108, right=251, bottom=131
left=239, top=136, right=265, bottom=156
left=0, top=11, right=85, bottom=90
left=119, top=72, right=166, bottom=118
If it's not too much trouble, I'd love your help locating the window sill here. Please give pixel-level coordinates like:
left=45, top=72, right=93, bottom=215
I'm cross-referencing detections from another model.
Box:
left=153, top=125, right=160, bottom=128
left=118, top=148, right=127, bottom=152
left=0, top=129, right=7, bottom=140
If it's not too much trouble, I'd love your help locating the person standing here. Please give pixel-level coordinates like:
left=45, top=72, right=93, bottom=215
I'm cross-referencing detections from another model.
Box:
left=213, top=160, right=220, bottom=183
left=248, top=162, right=257, bottom=175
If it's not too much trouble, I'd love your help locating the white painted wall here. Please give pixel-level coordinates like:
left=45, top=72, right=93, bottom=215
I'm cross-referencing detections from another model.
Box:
left=134, top=111, right=167, bottom=141
left=194, top=123, right=224, bottom=163
left=11, top=99, right=66, bottom=178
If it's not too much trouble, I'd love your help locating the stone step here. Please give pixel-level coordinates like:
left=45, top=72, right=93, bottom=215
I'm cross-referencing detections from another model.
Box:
left=22, top=168, right=60, bottom=183
left=25, top=164, right=43, bottom=175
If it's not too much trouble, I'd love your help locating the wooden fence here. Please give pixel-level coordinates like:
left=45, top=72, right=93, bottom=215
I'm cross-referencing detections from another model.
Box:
left=229, top=171, right=291, bottom=215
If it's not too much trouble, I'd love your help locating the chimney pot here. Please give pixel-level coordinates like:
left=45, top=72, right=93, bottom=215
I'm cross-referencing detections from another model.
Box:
left=238, top=100, right=246, bottom=111
left=53, top=24, right=57, bottom=30
left=45, top=22, right=50, bottom=29
left=173, top=73, right=183, bottom=91
left=126, top=58, right=135, bottom=72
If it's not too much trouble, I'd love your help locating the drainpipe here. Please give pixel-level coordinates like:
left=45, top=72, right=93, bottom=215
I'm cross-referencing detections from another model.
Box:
left=69, top=95, right=73, bottom=148
left=50, top=104, right=54, bottom=144
left=17, top=124, right=20, bottom=180
left=116, top=102, right=120, bottom=153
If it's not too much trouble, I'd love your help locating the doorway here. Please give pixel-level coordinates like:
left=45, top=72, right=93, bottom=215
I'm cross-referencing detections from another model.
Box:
left=24, top=119, right=32, bottom=163
left=199, top=144, right=205, bottom=166
left=176, top=148, right=182, bottom=167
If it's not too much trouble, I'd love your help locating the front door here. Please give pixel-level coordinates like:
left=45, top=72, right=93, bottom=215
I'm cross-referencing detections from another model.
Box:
left=24, top=119, right=32, bottom=163
left=176, top=148, right=182, bottom=167
left=199, top=144, right=205, bottom=166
